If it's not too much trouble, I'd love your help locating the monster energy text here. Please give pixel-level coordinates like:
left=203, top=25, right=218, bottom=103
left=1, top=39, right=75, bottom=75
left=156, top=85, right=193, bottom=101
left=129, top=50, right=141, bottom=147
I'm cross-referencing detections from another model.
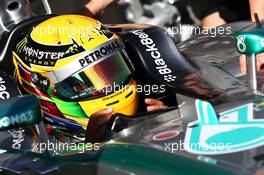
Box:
left=24, top=46, right=65, bottom=60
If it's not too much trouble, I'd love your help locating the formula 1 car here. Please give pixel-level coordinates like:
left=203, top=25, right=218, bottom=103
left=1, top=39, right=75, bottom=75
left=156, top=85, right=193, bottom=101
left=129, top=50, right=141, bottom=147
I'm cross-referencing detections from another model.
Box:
left=1, top=3, right=264, bottom=175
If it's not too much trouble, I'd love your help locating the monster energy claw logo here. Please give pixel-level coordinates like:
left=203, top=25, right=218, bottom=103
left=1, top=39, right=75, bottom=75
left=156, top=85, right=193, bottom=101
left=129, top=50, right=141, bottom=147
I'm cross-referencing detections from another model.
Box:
left=14, top=36, right=85, bottom=67
left=16, top=37, right=28, bottom=53
left=237, top=35, right=247, bottom=53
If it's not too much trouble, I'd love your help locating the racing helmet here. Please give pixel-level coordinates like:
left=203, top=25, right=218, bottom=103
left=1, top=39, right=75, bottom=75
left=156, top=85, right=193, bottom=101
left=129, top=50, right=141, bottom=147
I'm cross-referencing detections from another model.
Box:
left=12, top=15, right=139, bottom=131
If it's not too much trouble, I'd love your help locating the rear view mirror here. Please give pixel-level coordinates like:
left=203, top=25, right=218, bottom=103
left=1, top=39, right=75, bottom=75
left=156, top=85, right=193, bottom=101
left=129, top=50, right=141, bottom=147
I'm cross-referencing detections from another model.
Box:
left=0, top=95, right=41, bottom=131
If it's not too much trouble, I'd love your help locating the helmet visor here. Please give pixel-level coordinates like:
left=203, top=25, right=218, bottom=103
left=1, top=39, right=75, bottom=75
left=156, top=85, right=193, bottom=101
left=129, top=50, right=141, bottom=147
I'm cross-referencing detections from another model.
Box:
left=54, top=51, right=132, bottom=101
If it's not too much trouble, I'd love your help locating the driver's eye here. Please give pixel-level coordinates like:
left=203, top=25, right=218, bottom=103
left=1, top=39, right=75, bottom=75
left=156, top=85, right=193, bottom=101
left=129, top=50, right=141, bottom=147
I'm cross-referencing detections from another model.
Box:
left=261, top=64, right=264, bottom=70
left=74, top=85, right=85, bottom=92
left=91, top=90, right=103, bottom=96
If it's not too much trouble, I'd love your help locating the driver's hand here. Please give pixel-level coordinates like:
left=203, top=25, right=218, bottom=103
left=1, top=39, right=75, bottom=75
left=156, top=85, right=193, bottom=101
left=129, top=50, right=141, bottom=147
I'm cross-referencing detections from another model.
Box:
left=239, top=54, right=264, bottom=74
left=85, top=108, right=113, bottom=143
left=85, top=0, right=119, bottom=16
left=145, top=98, right=167, bottom=112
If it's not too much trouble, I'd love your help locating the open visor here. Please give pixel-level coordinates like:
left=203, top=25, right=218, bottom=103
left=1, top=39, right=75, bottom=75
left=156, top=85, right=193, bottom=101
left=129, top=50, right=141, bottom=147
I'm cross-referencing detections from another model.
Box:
left=54, top=51, right=132, bottom=101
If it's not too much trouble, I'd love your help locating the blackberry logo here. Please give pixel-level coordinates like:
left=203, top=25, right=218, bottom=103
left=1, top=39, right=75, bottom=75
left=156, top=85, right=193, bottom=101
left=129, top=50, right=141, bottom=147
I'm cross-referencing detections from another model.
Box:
left=132, top=30, right=173, bottom=78
left=164, top=75, right=176, bottom=82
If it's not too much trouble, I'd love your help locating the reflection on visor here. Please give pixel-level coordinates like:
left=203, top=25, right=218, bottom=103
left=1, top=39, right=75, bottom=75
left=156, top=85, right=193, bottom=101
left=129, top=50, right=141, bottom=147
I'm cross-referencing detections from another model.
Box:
left=55, top=51, right=131, bottom=101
